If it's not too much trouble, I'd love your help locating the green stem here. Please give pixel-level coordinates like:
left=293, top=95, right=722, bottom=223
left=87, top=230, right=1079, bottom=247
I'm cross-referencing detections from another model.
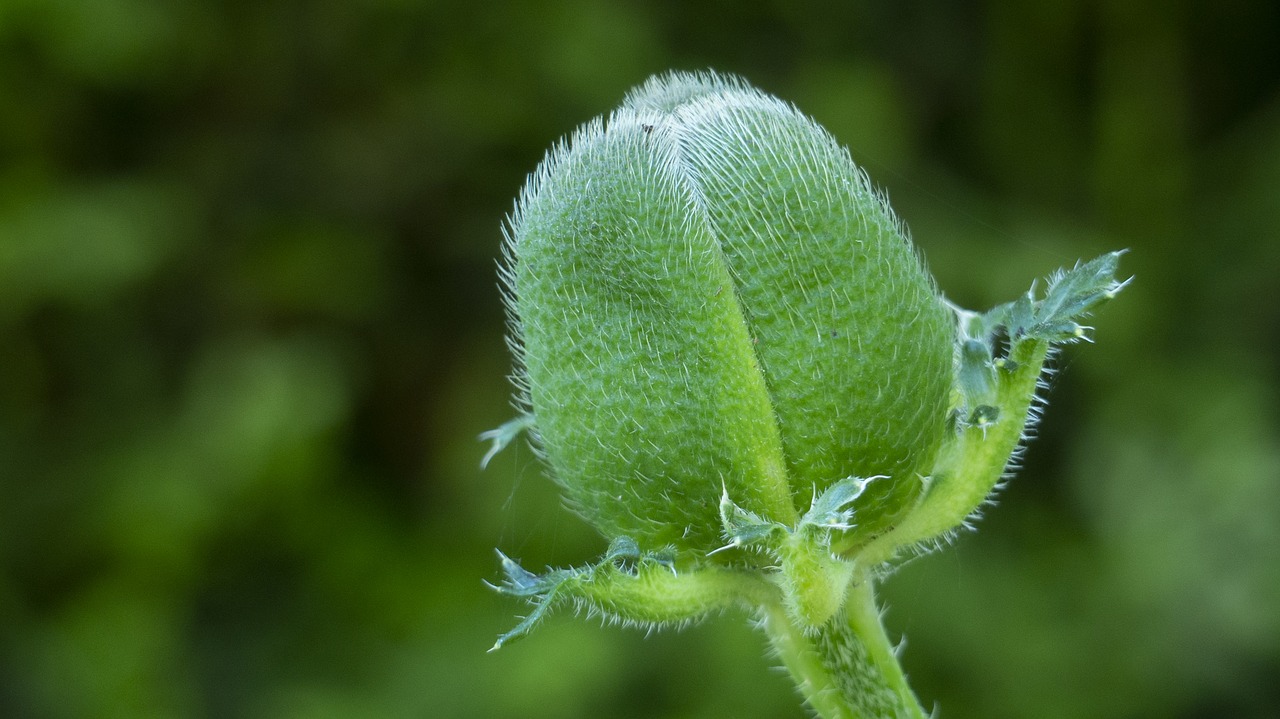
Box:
left=762, top=578, right=928, bottom=719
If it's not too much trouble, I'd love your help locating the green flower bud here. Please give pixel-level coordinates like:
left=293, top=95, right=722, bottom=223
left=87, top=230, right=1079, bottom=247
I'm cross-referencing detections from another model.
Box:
left=502, top=71, right=953, bottom=559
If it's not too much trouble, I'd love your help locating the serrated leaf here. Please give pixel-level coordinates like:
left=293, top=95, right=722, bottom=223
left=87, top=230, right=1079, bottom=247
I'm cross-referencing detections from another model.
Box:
left=1037, top=252, right=1125, bottom=323
left=489, top=539, right=757, bottom=650
left=974, top=252, right=1128, bottom=349
left=490, top=581, right=564, bottom=651
left=717, top=488, right=786, bottom=551
left=800, top=475, right=882, bottom=532
left=488, top=550, right=577, bottom=650
left=478, top=414, right=536, bottom=469
left=1027, top=251, right=1129, bottom=342
left=491, top=549, right=568, bottom=597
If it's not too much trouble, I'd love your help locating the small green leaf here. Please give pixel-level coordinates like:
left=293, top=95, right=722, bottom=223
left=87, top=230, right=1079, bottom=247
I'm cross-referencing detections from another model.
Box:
left=1003, top=292, right=1037, bottom=340
left=858, top=252, right=1127, bottom=565
left=717, top=488, right=786, bottom=552
left=957, top=338, right=997, bottom=408
left=1035, top=251, right=1128, bottom=333
left=489, top=542, right=774, bottom=650
left=971, top=251, right=1129, bottom=351
left=800, top=475, right=882, bottom=533
left=488, top=550, right=574, bottom=650
left=478, top=414, right=535, bottom=469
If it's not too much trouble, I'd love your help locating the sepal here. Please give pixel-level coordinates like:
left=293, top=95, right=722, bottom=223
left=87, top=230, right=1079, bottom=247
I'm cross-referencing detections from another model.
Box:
left=715, top=488, right=787, bottom=554
left=717, top=476, right=881, bottom=554
left=800, top=475, right=881, bottom=535
left=489, top=537, right=771, bottom=651
left=478, top=414, right=535, bottom=469
left=980, top=250, right=1130, bottom=348
left=716, top=477, right=879, bottom=628
left=855, top=252, right=1128, bottom=566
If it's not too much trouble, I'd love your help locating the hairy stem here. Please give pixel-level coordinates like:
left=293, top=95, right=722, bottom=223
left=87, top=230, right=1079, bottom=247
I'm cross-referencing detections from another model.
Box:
left=762, top=578, right=927, bottom=719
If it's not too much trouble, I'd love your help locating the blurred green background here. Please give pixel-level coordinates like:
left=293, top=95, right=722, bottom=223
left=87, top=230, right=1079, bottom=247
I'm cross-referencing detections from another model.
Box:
left=1, top=1, right=1277, bottom=717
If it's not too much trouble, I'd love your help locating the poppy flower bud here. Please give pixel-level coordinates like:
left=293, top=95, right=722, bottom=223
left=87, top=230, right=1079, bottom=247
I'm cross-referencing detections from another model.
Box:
left=502, top=71, right=953, bottom=560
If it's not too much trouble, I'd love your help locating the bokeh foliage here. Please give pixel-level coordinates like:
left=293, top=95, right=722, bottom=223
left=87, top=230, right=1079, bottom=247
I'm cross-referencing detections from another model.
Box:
left=0, top=1, right=1276, bottom=718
